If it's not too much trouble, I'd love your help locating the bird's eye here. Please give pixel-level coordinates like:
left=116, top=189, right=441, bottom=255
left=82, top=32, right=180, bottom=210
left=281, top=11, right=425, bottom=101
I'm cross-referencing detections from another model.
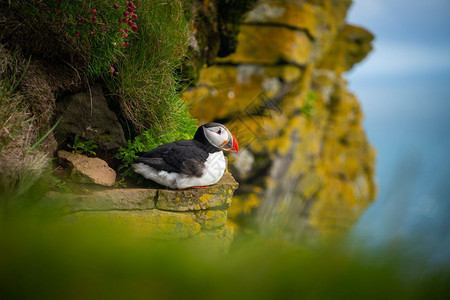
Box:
left=217, top=129, right=222, bottom=135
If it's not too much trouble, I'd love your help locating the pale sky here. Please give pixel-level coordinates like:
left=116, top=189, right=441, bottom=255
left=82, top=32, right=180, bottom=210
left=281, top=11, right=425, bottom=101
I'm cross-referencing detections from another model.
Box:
left=345, top=0, right=450, bottom=261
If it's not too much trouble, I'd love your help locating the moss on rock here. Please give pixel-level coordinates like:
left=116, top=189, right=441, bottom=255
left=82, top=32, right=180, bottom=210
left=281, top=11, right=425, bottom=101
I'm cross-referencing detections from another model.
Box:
left=215, top=25, right=312, bottom=65
left=183, top=0, right=376, bottom=240
left=42, top=172, right=239, bottom=247
left=66, top=210, right=201, bottom=240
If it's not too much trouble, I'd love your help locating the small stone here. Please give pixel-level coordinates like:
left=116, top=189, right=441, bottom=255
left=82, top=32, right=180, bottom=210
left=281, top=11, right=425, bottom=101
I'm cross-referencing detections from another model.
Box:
left=58, top=150, right=116, bottom=186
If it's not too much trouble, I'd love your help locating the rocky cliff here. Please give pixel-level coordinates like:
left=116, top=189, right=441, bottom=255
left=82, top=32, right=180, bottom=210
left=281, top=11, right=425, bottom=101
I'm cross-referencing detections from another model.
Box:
left=183, top=0, right=375, bottom=239
left=0, top=0, right=375, bottom=242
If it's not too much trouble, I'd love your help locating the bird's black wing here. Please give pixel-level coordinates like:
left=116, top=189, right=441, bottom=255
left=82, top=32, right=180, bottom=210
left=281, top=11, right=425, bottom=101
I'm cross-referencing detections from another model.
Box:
left=134, top=140, right=209, bottom=176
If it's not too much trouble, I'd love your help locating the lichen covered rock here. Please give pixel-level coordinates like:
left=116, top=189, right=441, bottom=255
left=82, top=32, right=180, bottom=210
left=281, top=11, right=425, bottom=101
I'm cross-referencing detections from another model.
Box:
left=43, top=172, right=239, bottom=249
left=184, top=0, right=376, bottom=239
left=156, top=172, right=238, bottom=211
left=66, top=210, right=202, bottom=240
left=215, top=25, right=312, bottom=65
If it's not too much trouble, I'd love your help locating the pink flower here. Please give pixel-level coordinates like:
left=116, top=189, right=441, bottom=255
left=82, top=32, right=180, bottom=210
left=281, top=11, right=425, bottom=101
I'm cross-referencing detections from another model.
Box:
left=92, top=9, right=97, bottom=14
left=131, top=13, right=137, bottom=19
left=90, top=31, right=94, bottom=35
left=123, top=11, right=129, bottom=17
left=119, top=28, right=124, bottom=33
left=92, top=16, right=97, bottom=22
left=110, top=66, right=115, bottom=73
left=113, top=4, right=119, bottom=9
left=131, top=25, right=138, bottom=32
left=124, top=33, right=128, bottom=39
left=75, top=32, right=81, bottom=37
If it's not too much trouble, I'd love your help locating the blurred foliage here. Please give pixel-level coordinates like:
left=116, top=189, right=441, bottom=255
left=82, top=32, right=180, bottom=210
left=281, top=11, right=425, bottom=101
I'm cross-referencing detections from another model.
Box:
left=0, top=210, right=449, bottom=299
left=301, top=91, right=317, bottom=119
left=1, top=179, right=449, bottom=299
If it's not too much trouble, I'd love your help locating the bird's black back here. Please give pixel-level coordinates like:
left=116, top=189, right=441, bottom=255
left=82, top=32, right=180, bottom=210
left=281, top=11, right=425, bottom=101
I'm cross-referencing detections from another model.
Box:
left=134, top=139, right=219, bottom=176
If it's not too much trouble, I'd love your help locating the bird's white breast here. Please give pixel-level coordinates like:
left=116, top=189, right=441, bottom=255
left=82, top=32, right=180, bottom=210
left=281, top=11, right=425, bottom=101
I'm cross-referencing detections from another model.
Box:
left=132, top=151, right=226, bottom=189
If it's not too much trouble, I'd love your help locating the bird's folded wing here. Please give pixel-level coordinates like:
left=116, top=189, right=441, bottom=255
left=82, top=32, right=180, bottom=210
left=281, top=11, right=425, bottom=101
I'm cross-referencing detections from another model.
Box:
left=135, top=141, right=208, bottom=176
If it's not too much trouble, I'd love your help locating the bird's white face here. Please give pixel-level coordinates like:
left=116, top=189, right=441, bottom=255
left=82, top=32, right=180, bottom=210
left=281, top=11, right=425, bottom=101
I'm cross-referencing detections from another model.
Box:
left=202, top=124, right=238, bottom=152
left=203, top=125, right=230, bottom=148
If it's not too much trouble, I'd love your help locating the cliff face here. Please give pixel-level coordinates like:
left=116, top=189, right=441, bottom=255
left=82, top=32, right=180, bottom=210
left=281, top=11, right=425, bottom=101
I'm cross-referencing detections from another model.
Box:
left=0, top=0, right=375, bottom=242
left=42, top=172, right=238, bottom=250
left=183, top=0, right=375, bottom=239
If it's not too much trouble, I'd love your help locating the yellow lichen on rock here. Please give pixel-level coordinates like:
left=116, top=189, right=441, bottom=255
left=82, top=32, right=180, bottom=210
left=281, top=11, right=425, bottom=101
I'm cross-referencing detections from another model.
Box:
left=45, top=172, right=240, bottom=249
left=215, top=25, right=312, bottom=65
left=65, top=210, right=201, bottom=240
left=183, top=0, right=376, bottom=239
left=184, top=65, right=302, bottom=123
left=245, top=1, right=322, bottom=37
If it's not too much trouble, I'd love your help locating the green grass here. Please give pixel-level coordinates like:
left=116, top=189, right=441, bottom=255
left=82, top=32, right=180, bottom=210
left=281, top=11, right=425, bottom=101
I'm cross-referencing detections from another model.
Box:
left=0, top=211, right=448, bottom=299
left=67, top=134, right=99, bottom=156
left=2, top=0, right=197, bottom=141
left=41, top=0, right=138, bottom=78
left=109, top=0, right=198, bottom=175
left=106, top=0, right=196, bottom=132
left=0, top=46, right=50, bottom=202
left=2, top=0, right=198, bottom=176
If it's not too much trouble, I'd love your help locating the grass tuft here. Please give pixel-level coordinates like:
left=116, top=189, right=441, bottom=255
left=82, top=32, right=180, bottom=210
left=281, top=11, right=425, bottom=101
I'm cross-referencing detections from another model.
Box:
left=0, top=45, right=50, bottom=203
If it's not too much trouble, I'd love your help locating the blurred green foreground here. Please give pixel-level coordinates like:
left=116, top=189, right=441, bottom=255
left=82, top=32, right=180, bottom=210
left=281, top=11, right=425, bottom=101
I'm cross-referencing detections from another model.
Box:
left=1, top=192, right=449, bottom=299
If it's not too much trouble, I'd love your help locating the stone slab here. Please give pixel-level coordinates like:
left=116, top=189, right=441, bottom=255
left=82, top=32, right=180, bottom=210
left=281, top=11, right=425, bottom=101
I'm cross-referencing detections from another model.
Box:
left=156, top=172, right=238, bottom=211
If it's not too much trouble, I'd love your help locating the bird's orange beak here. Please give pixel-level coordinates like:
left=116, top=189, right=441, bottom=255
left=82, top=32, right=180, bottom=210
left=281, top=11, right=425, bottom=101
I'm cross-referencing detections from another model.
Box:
left=221, top=133, right=239, bottom=152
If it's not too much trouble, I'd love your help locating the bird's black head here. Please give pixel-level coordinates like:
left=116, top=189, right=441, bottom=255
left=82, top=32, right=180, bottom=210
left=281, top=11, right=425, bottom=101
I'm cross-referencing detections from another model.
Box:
left=194, top=122, right=239, bottom=152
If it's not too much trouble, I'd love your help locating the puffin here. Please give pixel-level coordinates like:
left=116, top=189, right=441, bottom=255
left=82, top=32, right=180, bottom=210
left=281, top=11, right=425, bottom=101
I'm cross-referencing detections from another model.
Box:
left=132, top=122, right=239, bottom=189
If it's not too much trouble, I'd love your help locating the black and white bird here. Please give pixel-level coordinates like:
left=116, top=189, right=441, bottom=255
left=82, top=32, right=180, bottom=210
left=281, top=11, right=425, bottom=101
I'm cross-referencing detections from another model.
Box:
left=132, top=123, right=239, bottom=189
